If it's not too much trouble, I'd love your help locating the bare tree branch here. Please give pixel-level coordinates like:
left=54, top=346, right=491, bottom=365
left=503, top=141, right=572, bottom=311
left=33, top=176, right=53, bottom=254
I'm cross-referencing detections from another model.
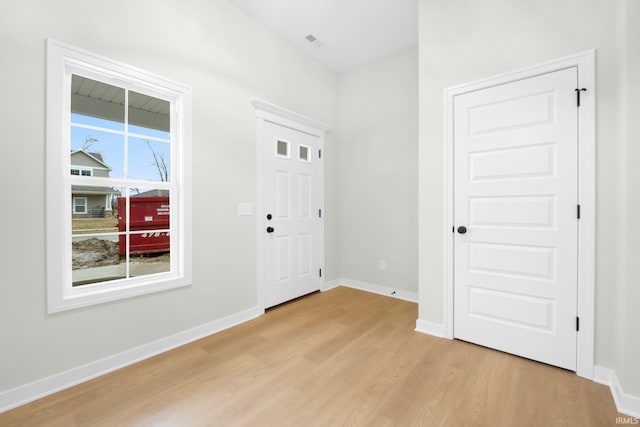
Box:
left=145, top=140, right=168, bottom=181
left=82, top=135, right=98, bottom=151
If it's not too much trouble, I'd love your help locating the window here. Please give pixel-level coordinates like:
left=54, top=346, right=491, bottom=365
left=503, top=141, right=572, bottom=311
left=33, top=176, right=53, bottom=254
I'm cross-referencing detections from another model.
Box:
left=299, top=145, right=309, bottom=162
left=276, top=139, right=289, bottom=157
left=73, top=197, right=87, bottom=214
left=71, top=167, right=92, bottom=176
left=47, top=40, right=192, bottom=313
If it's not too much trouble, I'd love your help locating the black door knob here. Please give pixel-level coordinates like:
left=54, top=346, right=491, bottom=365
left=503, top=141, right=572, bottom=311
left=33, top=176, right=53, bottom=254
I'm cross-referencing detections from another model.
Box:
left=457, top=226, right=467, bottom=234
left=266, top=214, right=272, bottom=220
left=266, top=226, right=275, bottom=233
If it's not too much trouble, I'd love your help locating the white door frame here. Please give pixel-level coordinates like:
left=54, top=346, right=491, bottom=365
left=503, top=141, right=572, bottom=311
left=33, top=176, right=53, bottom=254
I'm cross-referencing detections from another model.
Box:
left=442, top=51, right=596, bottom=379
left=253, top=99, right=330, bottom=311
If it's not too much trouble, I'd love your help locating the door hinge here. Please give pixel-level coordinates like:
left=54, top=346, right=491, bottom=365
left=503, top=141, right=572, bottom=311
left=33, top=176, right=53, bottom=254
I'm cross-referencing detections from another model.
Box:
left=319, top=149, right=322, bottom=159
left=452, top=226, right=455, bottom=233
left=575, top=88, right=587, bottom=107
left=577, top=204, right=581, bottom=219
left=319, top=209, right=322, bottom=218
left=576, top=316, right=580, bottom=331
left=319, top=268, right=322, bottom=278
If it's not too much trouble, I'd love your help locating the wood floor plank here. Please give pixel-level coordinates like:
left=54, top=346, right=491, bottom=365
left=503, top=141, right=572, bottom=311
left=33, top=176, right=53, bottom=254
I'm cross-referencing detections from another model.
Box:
left=0, top=287, right=627, bottom=426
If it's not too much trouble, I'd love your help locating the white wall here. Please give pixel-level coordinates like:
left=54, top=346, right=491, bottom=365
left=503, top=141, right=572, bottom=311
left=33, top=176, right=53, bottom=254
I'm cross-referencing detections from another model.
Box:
left=418, top=0, right=639, bottom=396
left=0, top=0, right=339, bottom=393
left=338, top=45, right=419, bottom=293
left=622, top=0, right=640, bottom=397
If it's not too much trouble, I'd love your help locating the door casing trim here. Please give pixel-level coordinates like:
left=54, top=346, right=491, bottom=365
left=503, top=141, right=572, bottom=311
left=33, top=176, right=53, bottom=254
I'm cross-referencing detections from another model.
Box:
left=253, top=99, right=330, bottom=311
left=442, top=51, right=596, bottom=379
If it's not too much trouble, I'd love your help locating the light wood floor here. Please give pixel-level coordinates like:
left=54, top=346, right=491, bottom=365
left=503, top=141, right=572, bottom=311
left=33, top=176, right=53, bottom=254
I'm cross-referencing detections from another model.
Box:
left=1, top=287, right=624, bottom=426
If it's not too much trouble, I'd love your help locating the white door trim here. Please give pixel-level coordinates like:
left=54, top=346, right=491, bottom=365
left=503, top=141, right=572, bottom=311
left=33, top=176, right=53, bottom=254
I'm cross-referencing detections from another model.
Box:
left=442, top=51, right=596, bottom=379
left=253, top=99, right=330, bottom=310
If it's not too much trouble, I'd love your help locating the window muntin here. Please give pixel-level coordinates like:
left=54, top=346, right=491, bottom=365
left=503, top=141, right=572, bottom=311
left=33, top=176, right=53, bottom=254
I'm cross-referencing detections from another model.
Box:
left=47, top=40, right=192, bottom=313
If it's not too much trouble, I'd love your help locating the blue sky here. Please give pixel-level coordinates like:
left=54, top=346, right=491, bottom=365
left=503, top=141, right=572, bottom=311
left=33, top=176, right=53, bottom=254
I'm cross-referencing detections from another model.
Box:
left=70, top=113, right=170, bottom=182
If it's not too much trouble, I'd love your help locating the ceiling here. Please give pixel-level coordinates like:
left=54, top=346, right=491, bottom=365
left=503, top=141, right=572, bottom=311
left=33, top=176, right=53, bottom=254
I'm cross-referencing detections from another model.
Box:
left=226, top=0, right=418, bottom=71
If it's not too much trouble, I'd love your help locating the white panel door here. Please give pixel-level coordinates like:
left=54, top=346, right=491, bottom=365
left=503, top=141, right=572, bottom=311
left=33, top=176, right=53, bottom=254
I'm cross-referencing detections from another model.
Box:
left=264, top=122, right=321, bottom=308
left=453, top=68, right=579, bottom=370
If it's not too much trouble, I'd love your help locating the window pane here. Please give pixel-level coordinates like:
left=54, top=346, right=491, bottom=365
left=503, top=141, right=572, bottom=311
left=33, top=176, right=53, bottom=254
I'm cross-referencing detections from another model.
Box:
left=128, top=138, right=170, bottom=181
left=277, top=140, right=288, bottom=157
left=127, top=188, right=171, bottom=277
left=70, top=127, right=124, bottom=179
left=72, top=234, right=124, bottom=286
left=129, top=233, right=171, bottom=278
left=128, top=91, right=170, bottom=139
left=71, top=191, right=117, bottom=232
left=299, top=145, right=309, bottom=161
left=118, top=186, right=170, bottom=238
left=71, top=75, right=125, bottom=131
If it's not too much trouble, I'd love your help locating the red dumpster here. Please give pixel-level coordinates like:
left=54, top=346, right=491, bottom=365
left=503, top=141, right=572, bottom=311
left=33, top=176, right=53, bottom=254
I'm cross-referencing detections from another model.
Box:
left=117, top=196, right=170, bottom=255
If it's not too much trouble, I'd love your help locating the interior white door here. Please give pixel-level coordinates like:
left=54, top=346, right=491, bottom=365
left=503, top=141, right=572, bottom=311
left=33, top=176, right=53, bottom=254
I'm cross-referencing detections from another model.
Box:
left=264, top=121, right=321, bottom=308
left=453, top=67, right=579, bottom=370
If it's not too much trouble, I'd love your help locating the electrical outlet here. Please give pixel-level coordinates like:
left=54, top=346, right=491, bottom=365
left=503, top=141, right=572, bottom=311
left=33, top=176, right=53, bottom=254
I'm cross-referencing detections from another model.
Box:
left=379, top=260, right=386, bottom=270
left=238, top=202, right=254, bottom=216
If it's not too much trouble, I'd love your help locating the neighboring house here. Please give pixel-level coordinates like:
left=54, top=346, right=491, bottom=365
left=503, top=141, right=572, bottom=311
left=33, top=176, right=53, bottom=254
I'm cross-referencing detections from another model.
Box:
left=70, top=149, right=116, bottom=218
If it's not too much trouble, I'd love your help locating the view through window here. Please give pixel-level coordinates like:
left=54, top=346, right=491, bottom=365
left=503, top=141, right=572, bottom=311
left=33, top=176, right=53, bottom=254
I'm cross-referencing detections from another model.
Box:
left=70, top=76, right=172, bottom=286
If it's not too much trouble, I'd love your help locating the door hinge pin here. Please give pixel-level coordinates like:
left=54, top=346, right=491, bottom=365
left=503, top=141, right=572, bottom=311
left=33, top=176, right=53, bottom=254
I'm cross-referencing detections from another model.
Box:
left=319, top=149, right=322, bottom=159
left=577, top=204, right=581, bottom=219
left=575, top=88, right=587, bottom=107
left=576, top=316, right=580, bottom=331
left=319, top=268, right=322, bottom=277
left=319, top=209, right=322, bottom=218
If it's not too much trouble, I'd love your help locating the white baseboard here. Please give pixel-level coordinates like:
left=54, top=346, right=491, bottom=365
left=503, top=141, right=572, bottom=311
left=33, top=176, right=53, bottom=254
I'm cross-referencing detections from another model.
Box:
left=415, top=318, right=445, bottom=338
left=0, top=305, right=264, bottom=414
left=335, top=278, right=418, bottom=303
left=594, top=366, right=640, bottom=418
left=321, top=279, right=342, bottom=292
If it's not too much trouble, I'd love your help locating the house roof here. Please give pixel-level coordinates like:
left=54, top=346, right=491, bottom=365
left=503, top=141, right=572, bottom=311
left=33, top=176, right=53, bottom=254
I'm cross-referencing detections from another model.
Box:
left=70, top=149, right=112, bottom=170
left=72, top=185, right=116, bottom=195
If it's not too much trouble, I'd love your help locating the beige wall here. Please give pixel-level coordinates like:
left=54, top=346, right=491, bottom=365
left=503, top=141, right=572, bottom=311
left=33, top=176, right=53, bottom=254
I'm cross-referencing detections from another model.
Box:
left=0, top=0, right=339, bottom=392
left=338, top=45, right=419, bottom=292
left=418, top=0, right=638, bottom=395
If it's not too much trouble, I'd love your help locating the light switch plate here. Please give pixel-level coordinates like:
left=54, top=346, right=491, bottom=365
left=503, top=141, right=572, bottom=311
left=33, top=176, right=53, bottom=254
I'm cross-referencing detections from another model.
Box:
left=238, top=202, right=254, bottom=216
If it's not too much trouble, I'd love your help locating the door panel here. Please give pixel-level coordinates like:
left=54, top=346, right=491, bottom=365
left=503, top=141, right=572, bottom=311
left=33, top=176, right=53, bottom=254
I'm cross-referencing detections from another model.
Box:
left=276, top=171, right=290, bottom=218
left=264, top=122, right=321, bottom=308
left=453, top=67, right=578, bottom=370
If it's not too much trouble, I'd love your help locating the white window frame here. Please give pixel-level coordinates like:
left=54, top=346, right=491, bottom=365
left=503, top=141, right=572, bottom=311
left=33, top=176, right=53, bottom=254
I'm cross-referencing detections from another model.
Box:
left=47, top=39, right=192, bottom=313
left=72, top=197, right=88, bottom=214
